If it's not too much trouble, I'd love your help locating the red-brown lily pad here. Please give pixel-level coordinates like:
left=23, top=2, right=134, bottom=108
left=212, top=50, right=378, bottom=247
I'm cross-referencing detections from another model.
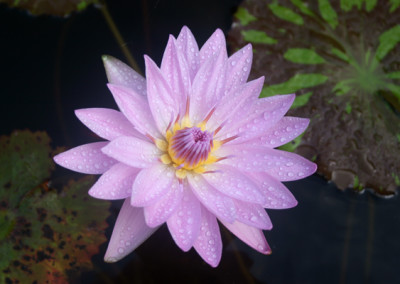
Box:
left=0, top=130, right=110, bottom=283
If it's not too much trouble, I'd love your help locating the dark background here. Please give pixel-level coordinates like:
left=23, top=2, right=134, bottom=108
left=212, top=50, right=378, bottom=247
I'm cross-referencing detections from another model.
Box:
left=1, top=1, right=399, bottom=283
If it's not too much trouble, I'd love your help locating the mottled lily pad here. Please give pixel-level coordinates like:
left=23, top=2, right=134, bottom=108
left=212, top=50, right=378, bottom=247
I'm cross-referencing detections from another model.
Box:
left=229, top=0, right=400, bottom=196
left=0, top=0, right=97, bottom=16
left=0, top=130, right=110, bottom=283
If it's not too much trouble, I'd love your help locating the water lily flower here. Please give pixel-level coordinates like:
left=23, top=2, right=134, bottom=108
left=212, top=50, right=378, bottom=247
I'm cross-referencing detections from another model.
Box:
left=54, top=26, right=317, bottom=267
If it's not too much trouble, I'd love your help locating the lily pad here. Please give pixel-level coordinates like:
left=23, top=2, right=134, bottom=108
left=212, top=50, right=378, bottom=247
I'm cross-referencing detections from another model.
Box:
left=229, top=0, right=400, bottom=196
left=0, top=0, right=97, bottom=17
left=0, top=130, right=110, bottom=283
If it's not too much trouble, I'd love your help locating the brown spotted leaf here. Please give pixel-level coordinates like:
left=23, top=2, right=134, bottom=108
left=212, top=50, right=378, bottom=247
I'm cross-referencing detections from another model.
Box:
left=0, top=130, right=110, bottom=283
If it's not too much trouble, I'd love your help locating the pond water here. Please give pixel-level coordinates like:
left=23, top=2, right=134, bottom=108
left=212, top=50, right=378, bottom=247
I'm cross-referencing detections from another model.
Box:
left=1, top=0, right=399, bottom=283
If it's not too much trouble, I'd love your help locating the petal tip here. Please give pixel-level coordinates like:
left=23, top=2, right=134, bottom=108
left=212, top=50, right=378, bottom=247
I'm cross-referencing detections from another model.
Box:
left=102, top=54, right=110, bottom=62
left=53, top=153, right=62, bottom=165
left=104, top=256, right=119, bottom=263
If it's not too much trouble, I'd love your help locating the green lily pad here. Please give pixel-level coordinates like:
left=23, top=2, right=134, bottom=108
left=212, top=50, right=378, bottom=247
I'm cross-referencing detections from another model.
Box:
left=0, top=0, right=97, bottom=16
left=0, top=130, right=110, bottom=283
left=229, top=0, right=400, bottom=196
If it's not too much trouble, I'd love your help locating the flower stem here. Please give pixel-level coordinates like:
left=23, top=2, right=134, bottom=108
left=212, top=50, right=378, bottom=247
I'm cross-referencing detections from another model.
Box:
left=97, top=0, right=143, bottom=75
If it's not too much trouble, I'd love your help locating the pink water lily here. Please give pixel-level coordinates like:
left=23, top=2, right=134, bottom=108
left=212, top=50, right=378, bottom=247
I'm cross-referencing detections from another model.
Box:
left=54, top=26, right=316, bottom=267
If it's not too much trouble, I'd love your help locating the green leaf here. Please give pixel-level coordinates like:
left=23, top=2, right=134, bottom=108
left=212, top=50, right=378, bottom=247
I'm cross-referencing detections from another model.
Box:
left=318, top=0, right=338, bottom=29
left=279, top=133, right=305, bottom=152
left=0, top=130, right=110, bottom=284
left=345, top=101, right=352, bottom=114
left=392, top=173, right=400, bottom=185
left=241, top=30, right=277, bottom=44
left=260, top=73, right=328, bottom=97
left=340, top=0, right=363, bottom=11
left=333, top=79, right=355, bottom=96
left=386, top=71, right=400, bottom=79
left=77, top=0, right=88, bottom=11
left=375, top=25, right=400, bottom=61
left=389, top=0, right=400, bottom=12
left=234, top=7, right=257, bottom=26
left=268, top=3, right=304, bottom=25
left=330, top=47, right=351, bottom=62
left=387, top=83, right=400, bottom=98
left=284, top=48, right=325, bottom=64
left=365, top=0, right=377, bottom=12
left=292, top=92, right=313, bottom=108
left=290, top=0, right=316, bottom=17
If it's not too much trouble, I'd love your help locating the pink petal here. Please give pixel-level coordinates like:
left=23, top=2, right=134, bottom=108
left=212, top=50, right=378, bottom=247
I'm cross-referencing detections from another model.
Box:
left=75, top=108, right=142, bottom=141
left=220, top=220, right=271, bottom=255
left=249, top=172, right=298, bottom=209
left=101, top=136, right=161, bottom=168
left=217, top=94, right=295, bottom=141
left=144, top=178, right=184, bottom=227
left=190, top=49, right=227, bottom=124
left=131, top=163, right=175, bottom=206
left=203, top=165, right=266, bottom=204
left=160, top=35, right=191, bottom=117
left=249, top=116, right=310, bottom=148
left=225, top=44, right=253, bottom=94
left=107, top=84, right=161, bottom=139
left=102, top=55, right=146, bottom=96
left=104, top=199, right=158, bottom=262
left=167, top=188, right=201, bottom=251
left=188, top=173, right=236, bottom=223
left=88, top=163, right=140, bottom=200
left=145, top=55, right=179, bottom=133
left=176, top=26, right=200, bottom=81
left=54, top=142, right=117, bottom=174
left=218, top=145, right=317, bottom=181
left=199, top=29, right=227, bottom=65
left=266, top=151, right=317, bottom=181
left=193, top=205, right=222, bottom=267
left=208, top=77, right=265, bottom=131
left=234, top=200, right=272, bottom=230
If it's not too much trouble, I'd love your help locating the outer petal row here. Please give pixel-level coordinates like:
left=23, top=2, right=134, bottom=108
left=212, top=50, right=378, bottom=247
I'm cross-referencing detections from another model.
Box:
left=217, top=144, right=317, bottom=181
left=131, top=163, right=175, bottom=206
left=217, top=94, right=295, bottom=142
left=89, top=163, right=140, bottom=200
left=102, top=55, right=147, bottom=96
left=221, top=220, right=271, bottom=255
left=101, top=136, right=161, bottom=169
left=108, top=84, right=161, bottom=139
left=75, top=108, right=142, bottom=141
left=176, top=26, right=200, bottom=81
left=193, top=205, right=222, bottom=267
left=188, top=173, right=236, bottom=223
left=54, top=142, right=117, bottom=174
left=167, top=188, right=201, bottom=252
left=104, top=199, right=158, bottom=262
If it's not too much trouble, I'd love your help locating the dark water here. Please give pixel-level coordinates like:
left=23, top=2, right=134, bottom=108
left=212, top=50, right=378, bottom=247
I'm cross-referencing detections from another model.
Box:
left=1, top=1, right=399, bottom=283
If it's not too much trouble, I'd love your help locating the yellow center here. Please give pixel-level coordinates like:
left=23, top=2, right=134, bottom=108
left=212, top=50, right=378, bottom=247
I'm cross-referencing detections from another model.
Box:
left=155, top=116, right=221, bottom=179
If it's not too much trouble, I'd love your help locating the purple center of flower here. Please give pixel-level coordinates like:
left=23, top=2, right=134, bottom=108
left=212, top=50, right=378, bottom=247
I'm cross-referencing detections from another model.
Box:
left=169, top=127, right=213, bottom=168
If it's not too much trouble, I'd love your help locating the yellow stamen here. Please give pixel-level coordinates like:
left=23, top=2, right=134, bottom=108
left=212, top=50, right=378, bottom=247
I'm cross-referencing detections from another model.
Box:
left=155, top=139, right=168, bottom=151
left=160, top=154, right=172, bottom=164
left=175, top=168, right=187, bottom=179
left=181, top=115, right=191, bottom=128
left=212, top=140, right=222, bottom=151
left=193, top=166, right=206, bottom=174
